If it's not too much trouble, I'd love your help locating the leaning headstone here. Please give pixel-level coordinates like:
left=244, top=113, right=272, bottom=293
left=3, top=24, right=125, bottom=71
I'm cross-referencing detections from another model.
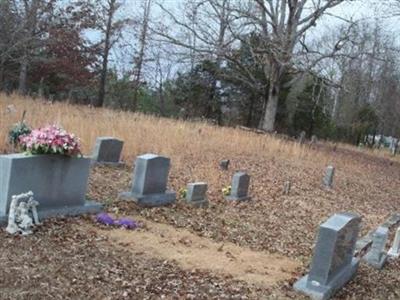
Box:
left=119, top=154, right=176, bottom=207
left=92, top=137, right=124, bottom=165
left=225, top=172, right=250, bottom=201
left=220, top=159, right=230, bottom=170
left=388, top=227, right=400, bottom=258
left=294, top=212, right=361, bottom=300
left=186, top=182, right=208, bottom=207
left=323, top=166, right=335, bottom=188
left=363, top=226, right=389, bottom=269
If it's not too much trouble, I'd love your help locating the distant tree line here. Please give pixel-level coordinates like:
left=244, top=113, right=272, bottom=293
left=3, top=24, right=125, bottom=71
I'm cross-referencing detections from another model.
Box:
left=1, top=0, right=399, bottom=145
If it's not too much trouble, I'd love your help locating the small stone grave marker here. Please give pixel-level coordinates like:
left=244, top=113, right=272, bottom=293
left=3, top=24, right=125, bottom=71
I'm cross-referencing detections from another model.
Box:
left=92, top=137, right=123, bottom=165
left=186, top=182, right=208, bottom=208
left=388, top=226, right=400, bottom=258
left=363, top=226, right=388, bottom=269
left=323, top=166, right=335, bottom=188
left=225, top=172, right=250, bottom=201
left=119, top=154, right=176, bottom=207
left=220, top=159, right=230, bottom=170
left=294, top=212, right=361, bottom=300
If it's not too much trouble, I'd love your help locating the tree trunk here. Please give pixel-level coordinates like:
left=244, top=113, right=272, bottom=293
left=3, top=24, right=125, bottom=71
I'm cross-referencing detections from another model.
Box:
left=18, top=54, right=28, bottom=95
left=261, top=74, right=280, bottom=132
left=94, top=0, right=116, bottom=108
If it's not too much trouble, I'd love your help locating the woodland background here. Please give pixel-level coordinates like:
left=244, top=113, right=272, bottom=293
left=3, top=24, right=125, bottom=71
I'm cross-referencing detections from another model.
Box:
left=1, top=0, right=400, bottom=144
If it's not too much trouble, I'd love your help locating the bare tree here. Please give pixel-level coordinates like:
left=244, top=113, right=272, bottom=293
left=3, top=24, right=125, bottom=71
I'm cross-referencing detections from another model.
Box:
left=131, top=0, right=152, bottom=111
left=94, top=0, right=126, bottom=107
left=155, top=0, right=350, bottom=131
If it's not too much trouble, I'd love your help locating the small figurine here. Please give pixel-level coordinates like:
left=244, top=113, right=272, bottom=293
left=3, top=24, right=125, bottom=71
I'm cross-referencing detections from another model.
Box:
left=6, top=195, right=20, bottom=235
left=16, top=201, right=33, bottom=235
left=6, top=191, right=40, bottom=236
left=27, top=196, right=40, bottom=225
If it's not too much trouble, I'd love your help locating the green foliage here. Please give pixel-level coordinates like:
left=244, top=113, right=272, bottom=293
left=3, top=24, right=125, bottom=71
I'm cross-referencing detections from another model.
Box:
left=351, top=104, right=379, bottom=144
left=179, top=188, right=187, bottom=199
left=8, top=122, right=31, bottom=146
left=222, top=185, right=231, bottom=196
left=290, top=76, right=332, bottom=138
left=164, top=60, right=222, bottom=122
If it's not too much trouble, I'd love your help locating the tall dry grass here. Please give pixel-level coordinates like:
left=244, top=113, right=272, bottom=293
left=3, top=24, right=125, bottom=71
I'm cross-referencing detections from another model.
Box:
left=0, top=93, right=336, bottom=167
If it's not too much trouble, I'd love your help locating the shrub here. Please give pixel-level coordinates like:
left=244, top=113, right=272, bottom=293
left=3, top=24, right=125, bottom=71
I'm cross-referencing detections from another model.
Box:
left=19, top=125, right=81, bottom=156
left=8, top=122, right=32, bottom=146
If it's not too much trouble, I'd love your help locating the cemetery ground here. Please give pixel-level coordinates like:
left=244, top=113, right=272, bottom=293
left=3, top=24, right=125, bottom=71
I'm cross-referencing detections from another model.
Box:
left=1, top=95, right=400, bottom=299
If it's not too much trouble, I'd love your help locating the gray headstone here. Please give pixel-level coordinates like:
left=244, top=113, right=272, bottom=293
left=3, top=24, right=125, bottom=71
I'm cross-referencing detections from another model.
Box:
left=299, top=131, right=306, bottom=144
left=391, top=139, right=398, bottom=156
left=311, top=135, right=318, bottom=144
left=363, top=226, right=388, bottom=269
left=323, top=166, right=335, bottom=188
left=0, top=154, right=102, bottom=226
left=92, top=137, right=123, bottom=165
left=283, top=180, right=291, bottom=195
left=220, top=159, right=230, bottom=170
left=119, top=154, right=176, bottom=207
left=388, top=227, right=400, bottom=258
left=294, top=212, right=361, bottom=300
left=225, top=172, right=250, bottom=201
left=186, top=182, right=208, bottom=207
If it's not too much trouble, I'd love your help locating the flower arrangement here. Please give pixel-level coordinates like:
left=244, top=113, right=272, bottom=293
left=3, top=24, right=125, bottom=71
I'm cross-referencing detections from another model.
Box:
left=96, top=213, right=138, bottom=230
left=8, top=122, right=32, bottom=146
left=179, top=187, right=187, bottom=199
left=222, top=185, right=231, bottom=196
left=19, top=125, right=81, bottom=156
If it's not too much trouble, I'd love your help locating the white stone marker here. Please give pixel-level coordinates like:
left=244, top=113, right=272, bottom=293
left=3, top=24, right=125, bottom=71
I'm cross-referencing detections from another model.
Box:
left=323, top=166, right=335, bottom=188
left=388, top=227, right=400, bottom=258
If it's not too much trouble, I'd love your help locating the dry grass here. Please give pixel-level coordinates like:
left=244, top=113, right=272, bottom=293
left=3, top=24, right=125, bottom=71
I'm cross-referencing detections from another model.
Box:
left=2, top=94, right=400, bottom=299
left=0, top=93, right=329, bottom=166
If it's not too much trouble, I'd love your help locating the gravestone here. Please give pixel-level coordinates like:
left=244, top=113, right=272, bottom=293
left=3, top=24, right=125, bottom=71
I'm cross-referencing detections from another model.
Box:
left=283, top=180, right=291, bottom=195
left=388, top=227, right=400, bottom=258
left=294, top=212, right=361, bottom=300
left=323, top=166, right=335, bottom=188
left=119, top=154, right=176, bottom=207
left=186, top=182, right=208, bottom=207
left=220, top=159, right=230, bottom=170
left=298, top=131, right=306, bottom=144
left=391, top=139, right=398, bottom=156
left=92, top=137, right=124, bottom=165
left=363, top=226, right=388, bottom=269
left=311, top=135, right=318, bottom=144
left=225, top=172, right=250, bottom=201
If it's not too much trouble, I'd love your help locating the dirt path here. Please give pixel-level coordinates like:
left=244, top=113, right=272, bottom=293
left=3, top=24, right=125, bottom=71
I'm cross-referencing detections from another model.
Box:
left=88, top=217, right=300, bottom=288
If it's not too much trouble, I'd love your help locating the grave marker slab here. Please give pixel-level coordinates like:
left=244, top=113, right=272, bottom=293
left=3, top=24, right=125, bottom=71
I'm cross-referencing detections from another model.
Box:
left=186, top=182, right=208, bottom=207
left=363, top=226, right=388, bottom=269
left=0, top=154, right=102, bottom=225
left=119, top=154, right=176, bottom=207
left=92, top=137, right=124, bottom=165
left=323, top=166, right=335, bottom=188
left=294, top=212, right=361, bottom=300
left=388, top=227, right=400, bottom=258
left=225, top=172, right=250, bottom=201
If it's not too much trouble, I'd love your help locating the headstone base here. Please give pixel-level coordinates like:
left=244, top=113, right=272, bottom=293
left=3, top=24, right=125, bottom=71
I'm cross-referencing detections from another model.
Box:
left=225, top=195, right=251, bottom=201
left=187, top=199, right=209, bottom=208
left=119, top=191, right=176, bottom=207
left=294, top=258, right=359, bottom=300
left=0, top=200, right=102, bottom=226
left=388, top=248, right=400, bottom=258
left=91, top=160, right=125, bottom=167
left=363, top=251, right=388, bottom=269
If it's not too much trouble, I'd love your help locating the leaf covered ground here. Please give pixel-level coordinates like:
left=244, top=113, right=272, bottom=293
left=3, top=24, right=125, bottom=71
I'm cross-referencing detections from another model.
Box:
left=1, top=140, right=400, bottom=299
